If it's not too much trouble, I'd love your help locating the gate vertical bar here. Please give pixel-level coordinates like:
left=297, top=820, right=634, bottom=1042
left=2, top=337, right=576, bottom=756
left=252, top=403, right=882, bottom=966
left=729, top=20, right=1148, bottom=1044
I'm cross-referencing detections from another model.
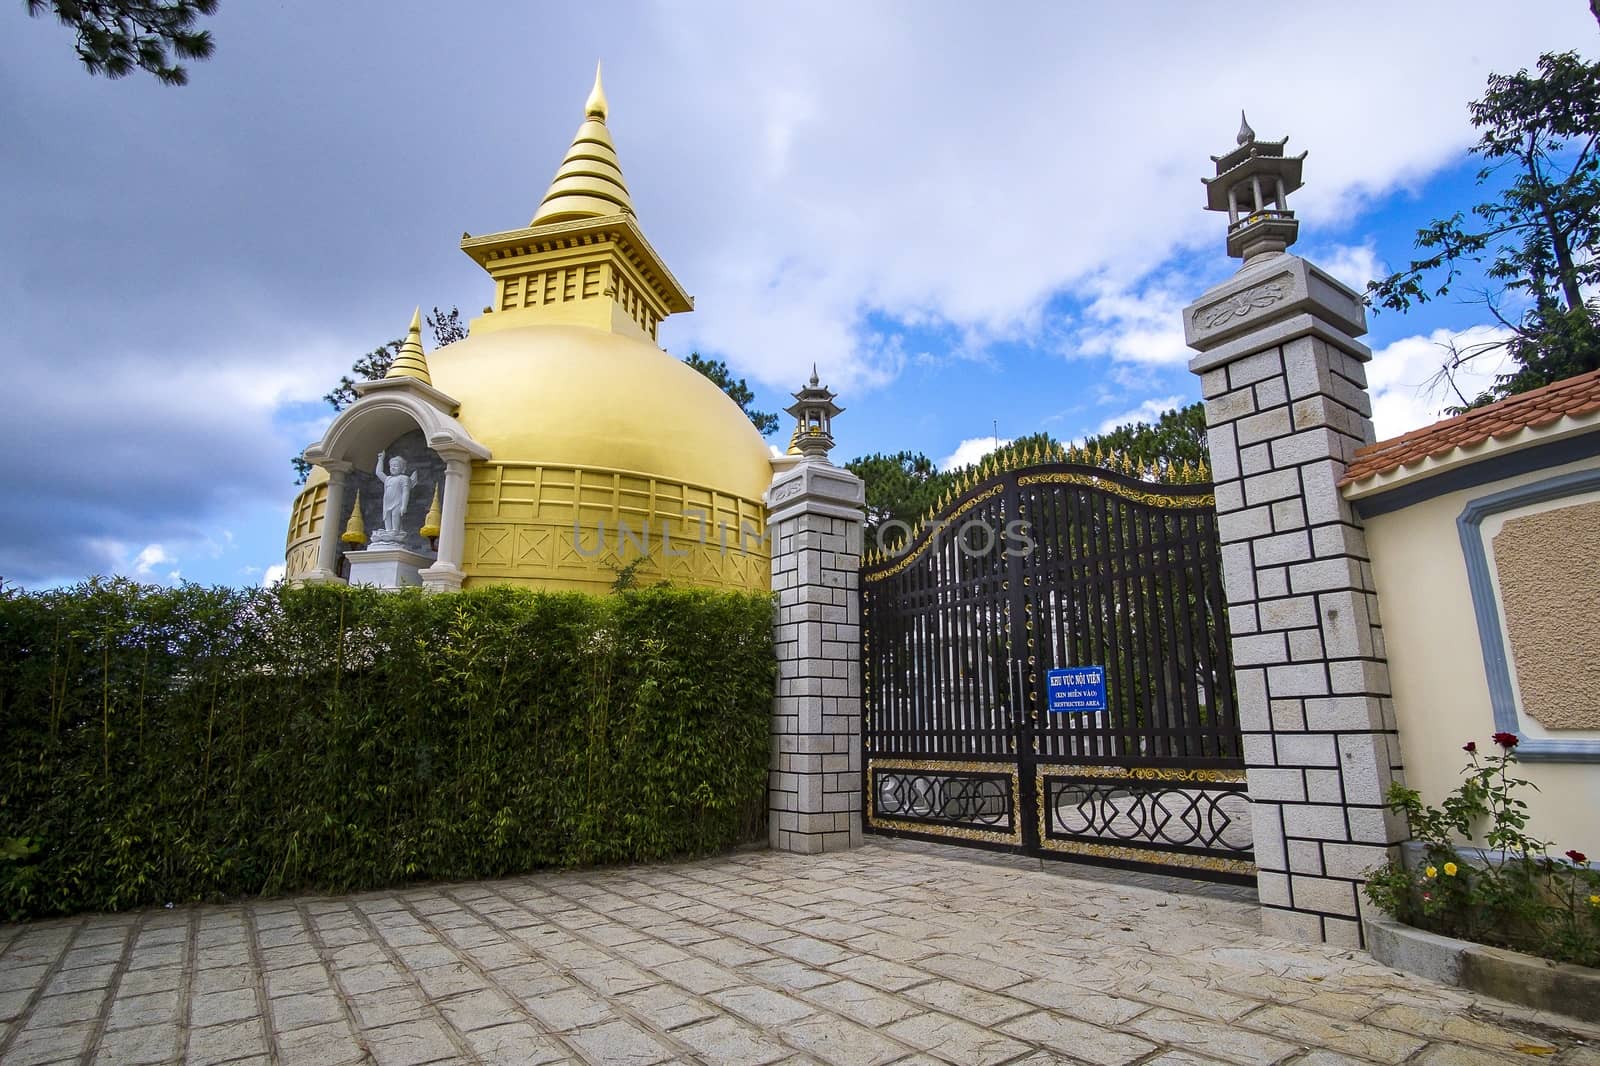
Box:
left=1004, top=471, right=1040, bottom=849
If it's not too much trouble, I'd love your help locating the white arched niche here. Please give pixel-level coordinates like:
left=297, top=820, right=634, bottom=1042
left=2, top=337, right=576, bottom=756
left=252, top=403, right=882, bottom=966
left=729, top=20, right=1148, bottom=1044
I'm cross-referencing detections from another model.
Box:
left=299, top=376, right=489, bottom=591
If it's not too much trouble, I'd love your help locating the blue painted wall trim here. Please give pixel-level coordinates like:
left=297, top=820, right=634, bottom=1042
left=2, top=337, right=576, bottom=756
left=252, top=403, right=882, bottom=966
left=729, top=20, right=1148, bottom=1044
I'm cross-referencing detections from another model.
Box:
left=1456, top=467, right=1600, bottom=763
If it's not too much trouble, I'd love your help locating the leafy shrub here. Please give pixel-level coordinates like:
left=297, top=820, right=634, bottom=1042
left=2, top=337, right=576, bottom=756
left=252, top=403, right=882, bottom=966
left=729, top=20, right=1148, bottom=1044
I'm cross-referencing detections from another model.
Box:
left=1365, top=734, right=1600, bottom=967
left=0, top=579, right=775, bottom=920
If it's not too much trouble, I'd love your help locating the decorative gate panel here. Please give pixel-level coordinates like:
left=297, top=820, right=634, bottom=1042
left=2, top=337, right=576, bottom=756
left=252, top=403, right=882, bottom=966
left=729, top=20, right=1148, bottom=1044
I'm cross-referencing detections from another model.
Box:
left=861, top=454, right=1253, bottom=882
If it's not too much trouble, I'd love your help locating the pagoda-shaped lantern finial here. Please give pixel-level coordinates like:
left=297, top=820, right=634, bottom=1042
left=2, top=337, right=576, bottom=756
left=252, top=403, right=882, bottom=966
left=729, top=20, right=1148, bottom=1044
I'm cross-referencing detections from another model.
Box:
left=1202, top=113, right=1306, bottom=263
left=785, top=368, right=843, bottom=461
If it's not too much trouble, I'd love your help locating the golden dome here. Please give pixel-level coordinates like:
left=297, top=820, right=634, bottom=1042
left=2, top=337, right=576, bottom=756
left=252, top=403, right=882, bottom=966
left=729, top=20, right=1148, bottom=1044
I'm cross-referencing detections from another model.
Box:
left=428, top=323, right=771, bottom=500
left=286, top=68, right=776, bottom=595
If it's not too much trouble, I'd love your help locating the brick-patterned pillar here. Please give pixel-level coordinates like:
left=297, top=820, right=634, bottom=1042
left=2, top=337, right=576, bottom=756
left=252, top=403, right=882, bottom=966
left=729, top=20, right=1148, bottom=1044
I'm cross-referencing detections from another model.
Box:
left=1184, top=254, right=1406, bottom=946
left=765, top=459, right=867, bottom=854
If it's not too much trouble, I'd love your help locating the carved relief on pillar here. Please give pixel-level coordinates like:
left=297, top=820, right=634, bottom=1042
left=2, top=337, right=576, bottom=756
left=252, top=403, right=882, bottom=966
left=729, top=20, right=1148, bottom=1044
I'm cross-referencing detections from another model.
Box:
left=1193, top=274, right=1291, bottom=331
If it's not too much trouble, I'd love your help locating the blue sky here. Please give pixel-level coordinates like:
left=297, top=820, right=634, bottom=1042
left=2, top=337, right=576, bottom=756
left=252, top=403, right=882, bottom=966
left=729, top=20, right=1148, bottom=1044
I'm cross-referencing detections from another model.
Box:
left=2, top=1, right=1592, bottom=588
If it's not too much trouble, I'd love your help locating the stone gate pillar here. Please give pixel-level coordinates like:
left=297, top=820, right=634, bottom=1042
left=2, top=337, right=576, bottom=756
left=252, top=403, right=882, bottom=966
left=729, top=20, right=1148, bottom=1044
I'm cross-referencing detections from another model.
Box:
left=765, top=371, right=867, bottom=854
left=1184, top=119, right=1406, bottom=946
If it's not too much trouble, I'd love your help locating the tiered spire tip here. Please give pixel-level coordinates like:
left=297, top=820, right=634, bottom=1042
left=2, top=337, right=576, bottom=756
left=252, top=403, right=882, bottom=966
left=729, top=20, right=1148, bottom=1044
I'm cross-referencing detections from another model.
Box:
left=385, top=308, right=432, bottom=385
left=1237, top=109, right=1255, bottom=145
left=531, top=61, right=635, bottom=226
left=585, top=60, right=608, bottom=119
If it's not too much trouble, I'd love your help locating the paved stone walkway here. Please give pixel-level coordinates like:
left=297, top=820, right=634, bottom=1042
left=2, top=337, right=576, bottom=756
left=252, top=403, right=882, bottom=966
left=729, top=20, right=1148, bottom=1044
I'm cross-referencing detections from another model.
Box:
left=1, top=839, right=1596, bottom=1065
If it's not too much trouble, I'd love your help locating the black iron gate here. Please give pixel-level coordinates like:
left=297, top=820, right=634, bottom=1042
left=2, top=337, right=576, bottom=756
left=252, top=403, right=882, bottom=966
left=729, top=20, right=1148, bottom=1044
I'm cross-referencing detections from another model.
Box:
left=860, top=451, right=1254, bottom=883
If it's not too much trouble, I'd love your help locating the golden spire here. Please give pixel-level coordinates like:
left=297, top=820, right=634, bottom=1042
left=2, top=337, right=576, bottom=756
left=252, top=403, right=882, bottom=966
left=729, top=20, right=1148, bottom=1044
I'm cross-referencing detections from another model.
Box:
left=586, top=60, right=608, bottom=119
left=531, top=62, right=635, bottom=226
left=385, top=308, right=432, bottom=385
left=419, top=486, right=443, bottom=539
left=341, top=498, right=368, bottom=546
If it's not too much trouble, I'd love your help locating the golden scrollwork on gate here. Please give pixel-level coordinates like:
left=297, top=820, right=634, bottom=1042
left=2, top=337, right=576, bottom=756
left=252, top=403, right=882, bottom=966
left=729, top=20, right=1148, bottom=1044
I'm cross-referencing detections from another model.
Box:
left=1016, top=472, right=1215, bottom=510
left=1062, top=765, right=1247, bottom=784
left=864, top=485, right=1005, bottom=582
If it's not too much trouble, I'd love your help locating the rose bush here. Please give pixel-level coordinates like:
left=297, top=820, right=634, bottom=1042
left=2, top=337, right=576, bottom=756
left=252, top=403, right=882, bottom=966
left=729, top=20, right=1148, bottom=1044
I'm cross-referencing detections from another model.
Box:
left=1365, top=733, right=1600, bottom=967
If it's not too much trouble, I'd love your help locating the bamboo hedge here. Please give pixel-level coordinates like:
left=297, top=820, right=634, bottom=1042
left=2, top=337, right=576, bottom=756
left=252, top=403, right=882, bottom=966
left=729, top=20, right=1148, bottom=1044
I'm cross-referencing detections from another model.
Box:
left=0, top=579, right=775, bottom=920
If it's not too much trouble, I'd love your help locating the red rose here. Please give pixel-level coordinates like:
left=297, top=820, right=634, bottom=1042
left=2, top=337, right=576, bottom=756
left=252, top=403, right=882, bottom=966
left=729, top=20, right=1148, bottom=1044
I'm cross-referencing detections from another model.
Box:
left=1462, top=741, right=1477, bottom=753
left=1568, top=850, right=1588, bottom=865
left=1491, top=732, right=1519, bottom=749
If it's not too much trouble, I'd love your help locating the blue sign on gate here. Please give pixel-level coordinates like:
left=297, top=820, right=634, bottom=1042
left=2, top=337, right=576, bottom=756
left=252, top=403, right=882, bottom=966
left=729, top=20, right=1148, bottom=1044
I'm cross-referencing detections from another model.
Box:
left=1046, top=666, right=1107, bottom=714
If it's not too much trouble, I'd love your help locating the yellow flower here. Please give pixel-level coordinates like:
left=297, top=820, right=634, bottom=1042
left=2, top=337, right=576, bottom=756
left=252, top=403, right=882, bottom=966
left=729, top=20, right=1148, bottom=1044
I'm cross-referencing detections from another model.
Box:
left=1590, top=894, right=1600, bottom=906
left=1425, top=866, right=1438, bottom=879
left=1443, top=862, right=1458, bottom=877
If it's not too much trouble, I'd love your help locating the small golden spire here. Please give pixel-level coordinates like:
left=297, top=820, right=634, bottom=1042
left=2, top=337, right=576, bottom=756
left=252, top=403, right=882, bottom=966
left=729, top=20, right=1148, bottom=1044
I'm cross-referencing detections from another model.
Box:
left=385, top=307, right=432, bottom=385
left=419, top=486, right=443, bottom=539
left=586, top=60, right=608, bottom=120
left=341, top=498, right=368, bottom=546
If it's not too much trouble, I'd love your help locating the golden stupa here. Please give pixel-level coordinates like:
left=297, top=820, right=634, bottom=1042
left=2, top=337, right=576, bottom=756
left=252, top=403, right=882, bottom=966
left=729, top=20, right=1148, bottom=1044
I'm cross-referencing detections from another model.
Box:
left=284, top=65, right=773, bottom=594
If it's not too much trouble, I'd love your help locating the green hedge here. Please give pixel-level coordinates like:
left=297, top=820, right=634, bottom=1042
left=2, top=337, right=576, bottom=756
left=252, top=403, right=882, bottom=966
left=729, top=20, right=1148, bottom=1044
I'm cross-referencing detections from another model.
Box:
left=0, top=579, right=775, bottom=920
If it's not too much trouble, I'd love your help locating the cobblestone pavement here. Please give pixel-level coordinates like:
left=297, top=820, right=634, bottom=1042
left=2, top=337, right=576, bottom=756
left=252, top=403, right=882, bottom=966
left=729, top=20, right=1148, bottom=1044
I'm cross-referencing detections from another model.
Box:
left=1, top=839, right=1596, bottom=1065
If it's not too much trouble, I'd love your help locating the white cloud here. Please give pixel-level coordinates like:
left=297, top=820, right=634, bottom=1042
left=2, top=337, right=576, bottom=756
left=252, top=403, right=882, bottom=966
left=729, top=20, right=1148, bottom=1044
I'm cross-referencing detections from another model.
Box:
left=1075, top=277, right=1198, bottom=367
left=5, top=333, right=360, bottom=583
left=940, top=436, right=1012, bottom=472
left=1098, top=396, right=1187, bottom=435
left=1311, top=240, right=1387, bottom=294
left=132, top=544, right=174, bottom=577
left=642, top=2, right=1583, bottom=387
left=261, top=564, right=286, bottom=588
left=1365, top=325, right=1518, bottom=441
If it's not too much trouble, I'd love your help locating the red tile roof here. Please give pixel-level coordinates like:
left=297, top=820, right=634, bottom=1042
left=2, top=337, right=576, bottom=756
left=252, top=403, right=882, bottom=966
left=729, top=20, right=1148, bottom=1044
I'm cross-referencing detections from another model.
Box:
left=1339, top=368, right=1600, bottom=486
